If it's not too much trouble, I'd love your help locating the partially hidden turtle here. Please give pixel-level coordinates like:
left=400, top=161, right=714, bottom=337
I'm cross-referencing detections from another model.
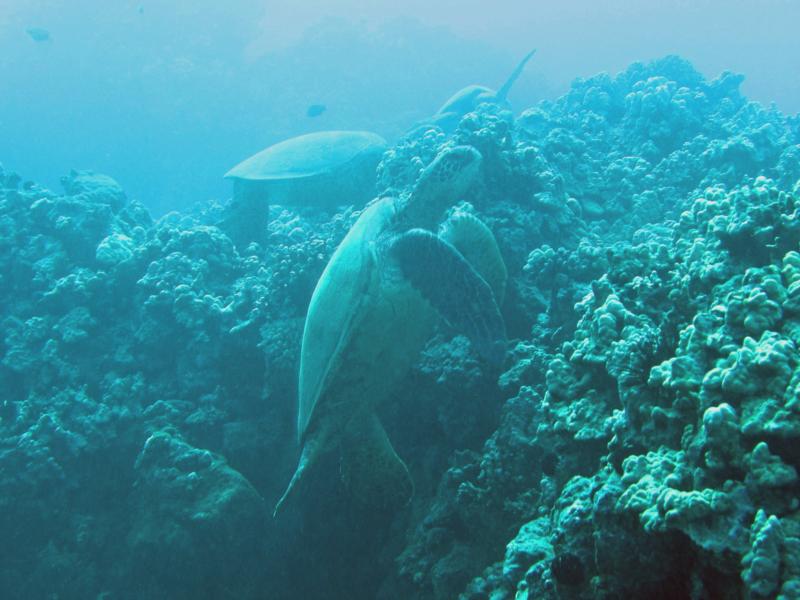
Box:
left=416, top=49, right=537, bottom=134
left=221, top=130, right=387, bottom=246
left=273, top=145, right=508, bottom=516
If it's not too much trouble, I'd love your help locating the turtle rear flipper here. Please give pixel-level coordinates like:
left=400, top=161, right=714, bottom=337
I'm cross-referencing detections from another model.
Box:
left=340, top=410, right=413, bottom=512
left=440, top=210, right=507, bottom=304
left=273, top=435, right=324, bottom=518
left=390, top=229, right=507, bottom=365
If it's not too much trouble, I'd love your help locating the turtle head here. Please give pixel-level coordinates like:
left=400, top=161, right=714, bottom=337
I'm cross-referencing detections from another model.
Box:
left=401, top=146, right=482, bottom=230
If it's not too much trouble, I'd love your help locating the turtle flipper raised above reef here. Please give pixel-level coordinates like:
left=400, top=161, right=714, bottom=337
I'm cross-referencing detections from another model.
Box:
left=389, top=228, right=507, bottom=365
left=496, top=49, right=537, bottom=102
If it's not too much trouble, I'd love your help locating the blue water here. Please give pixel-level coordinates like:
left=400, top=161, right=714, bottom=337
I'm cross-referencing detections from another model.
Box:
left=2, top=1, right=799, bottom=213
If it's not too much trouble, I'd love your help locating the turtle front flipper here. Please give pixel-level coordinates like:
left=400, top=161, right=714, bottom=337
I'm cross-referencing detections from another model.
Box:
left=340, top=410, right=413, bottom=512
left=496, top=49, right=537, bottom=103
left=389, top=229, right=507, bottom=365
left=439, top=210, right=508, bottom=304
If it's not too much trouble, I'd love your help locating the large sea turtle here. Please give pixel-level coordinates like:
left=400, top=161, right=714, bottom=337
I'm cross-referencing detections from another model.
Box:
left=221, top=130, right=387, bottom=246
left=274, top=145, right=507, bottom=516
left=417, top=49, right=537, bottom=134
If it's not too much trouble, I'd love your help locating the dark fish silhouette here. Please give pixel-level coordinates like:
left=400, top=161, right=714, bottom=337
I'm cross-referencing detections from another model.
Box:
left=306, top=104, right=326, bottom=118
left=26, top=27, right=51, bottom=42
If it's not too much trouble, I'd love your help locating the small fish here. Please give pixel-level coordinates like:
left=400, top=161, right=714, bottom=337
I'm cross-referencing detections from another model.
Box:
left=26, top=27, right=51, bottom=42
left=306, top=104, right=326, bottom=118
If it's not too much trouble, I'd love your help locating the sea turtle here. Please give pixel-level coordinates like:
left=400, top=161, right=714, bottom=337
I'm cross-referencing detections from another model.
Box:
left=221, top=130, right=387, bottom=246
left=417, top=49, right=537, bottom=134
left=273, top=145, right=508, bottom=516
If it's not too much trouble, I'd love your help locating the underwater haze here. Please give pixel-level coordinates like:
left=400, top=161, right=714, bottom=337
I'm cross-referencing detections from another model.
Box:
left=2, top=1, right=799, bottom=212
left=2, top=1, right=800, bottom=599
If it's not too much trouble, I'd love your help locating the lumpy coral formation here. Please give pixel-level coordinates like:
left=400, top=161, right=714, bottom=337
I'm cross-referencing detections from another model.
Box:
left=2, top=55, right=800, bottom=599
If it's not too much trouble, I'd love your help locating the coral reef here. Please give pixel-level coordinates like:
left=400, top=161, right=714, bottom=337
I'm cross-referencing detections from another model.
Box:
left=2, top=55, right=800, bottom=599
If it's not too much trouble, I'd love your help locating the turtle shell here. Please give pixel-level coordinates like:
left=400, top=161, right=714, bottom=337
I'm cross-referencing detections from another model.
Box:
left=225, top=130, right=387, bottom=182
left=435, top=85, right=495, bottom=118
left=296, top=198, right=394, bottom=441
